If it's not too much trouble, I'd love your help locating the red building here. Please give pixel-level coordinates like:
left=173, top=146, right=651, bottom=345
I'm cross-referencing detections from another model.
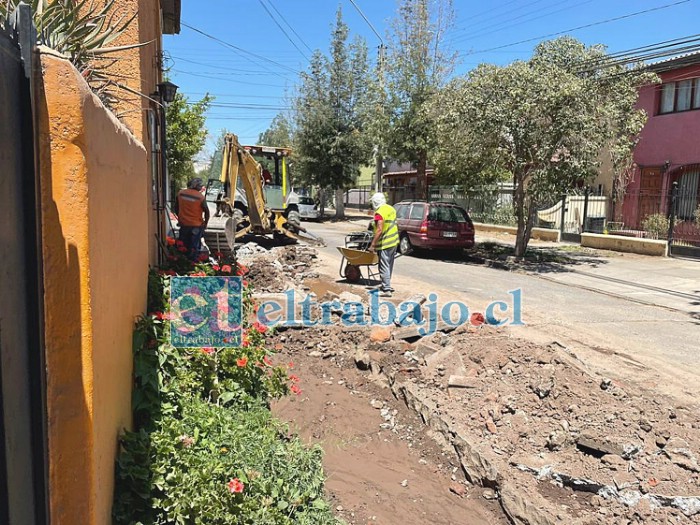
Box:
left=622, top=52, right=700, bottom=248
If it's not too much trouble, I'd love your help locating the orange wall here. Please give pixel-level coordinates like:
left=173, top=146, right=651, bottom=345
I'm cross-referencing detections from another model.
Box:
left=37, top=50, right=150, bottom=524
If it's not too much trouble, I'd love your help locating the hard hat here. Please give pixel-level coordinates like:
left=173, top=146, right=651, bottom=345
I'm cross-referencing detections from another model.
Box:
left=370, top=192, right=386, bottom=209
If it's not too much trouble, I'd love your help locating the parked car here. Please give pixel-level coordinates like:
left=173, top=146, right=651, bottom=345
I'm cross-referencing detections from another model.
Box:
left=297, top=195, right=320, bottom=220
left=393, top=201, right=475, bottom=255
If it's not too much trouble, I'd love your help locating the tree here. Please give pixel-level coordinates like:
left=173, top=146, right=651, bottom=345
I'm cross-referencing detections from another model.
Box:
left=166, top=92, right=212, bottom=196
left=386, top=0, right=456, bottom=198
left=207, top=130, right=229, bottom=183
left=294, top=7, right=373, bottom=218
left=432, top=37, right=655, bottom=257
left=258, top=113, right=293, bottom=147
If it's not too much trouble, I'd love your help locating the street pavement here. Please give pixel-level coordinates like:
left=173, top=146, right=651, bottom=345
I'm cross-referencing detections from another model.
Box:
left=302, top=217, right=700, bottom=405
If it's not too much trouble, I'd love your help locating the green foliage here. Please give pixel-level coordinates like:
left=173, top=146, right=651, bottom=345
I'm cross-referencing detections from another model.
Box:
left=385, top=0, right=456, bottom=181
left=259, top=113, right=294, bottom=148
left=0, top=0, right=140, bottom=108
left=294, top=8, right=373, bottom=195
left=166, top=91, right=213, bottom=195
left=696, top=205, right=700, bottom=230
left=114, top=258, right=338, bottom=525
left=208, top=131, right=230, bottom=183
left=642, top=213, right=671, bottom=240
left=430, top=36, right=654, bottom=257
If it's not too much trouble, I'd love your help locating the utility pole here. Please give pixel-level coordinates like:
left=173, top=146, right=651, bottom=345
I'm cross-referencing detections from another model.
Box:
left=348, top=0, right=384, bottom=193
left=375, top=43, right=385, bottom=193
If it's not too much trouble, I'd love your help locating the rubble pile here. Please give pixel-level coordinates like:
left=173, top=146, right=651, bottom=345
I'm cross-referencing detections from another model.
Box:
left=235, top=243, right=319, bottom=292
left=240, top=243, right=699, bottom=524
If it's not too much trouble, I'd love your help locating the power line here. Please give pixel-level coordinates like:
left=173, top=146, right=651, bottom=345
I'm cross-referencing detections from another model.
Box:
left=467, top=0, right=692, bottom=55
left=170, top=69, right=289, bottom=88
left=257, top=0, right=310, bottom=61
left=181, top=21, right=300, bottom=74
left=170, top=55, right=296, bottom=78
left=451, top=0, right=595, bottom=46
left=347, top=0, right=384, bottom=45
left=267, top=0, right=314, bottom=54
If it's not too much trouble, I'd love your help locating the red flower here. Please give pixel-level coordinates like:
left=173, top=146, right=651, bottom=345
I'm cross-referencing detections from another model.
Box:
left=191, top=271, right=206, bottom=277
left=178, top=246, right=188, bottom=253
left=252, top=321, right=267, bottom=334
left=288, top=361, right=294, bottom=369
left=289, top=374, right=300, bottom=383
left=290, top=385, right=302, bottom=396
left=198, top=253, right=209, bottom=262
left=236, top=356, right=248, bottom=367
left=151, top=311, right=164, bottom=320
left=165, top=270, right=177, bottom=276
left=176, top=240, right=185, bottom=247
left=243, top=280, right=249, bottom=288
left=215, top=251, right=223, bottom=259
left=221, top=264, right=232, bottom=274
left=166, top=237, right=176, bottom=246
left=236, top=264, right=249, bottom=276
left=263, top=356, right=273, bottom=367
left=201, top=347, right=216, bottom=355
left=213, top=264, right=220, bottom=271
left=227, top=478, right=244, bottom=494
left=241, top=335, right=250, bottom=348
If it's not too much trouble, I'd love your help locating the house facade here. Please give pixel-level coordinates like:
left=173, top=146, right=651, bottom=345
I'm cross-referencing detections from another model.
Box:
left=621, top=52, right=700, bottom=243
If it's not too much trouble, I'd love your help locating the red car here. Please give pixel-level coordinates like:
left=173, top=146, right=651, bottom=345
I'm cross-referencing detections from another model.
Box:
left=394, top=201, right=475, bottom=255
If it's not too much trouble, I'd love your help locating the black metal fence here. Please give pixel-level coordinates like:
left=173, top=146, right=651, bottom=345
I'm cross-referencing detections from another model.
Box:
left=344, top=186, right=373, bottom=210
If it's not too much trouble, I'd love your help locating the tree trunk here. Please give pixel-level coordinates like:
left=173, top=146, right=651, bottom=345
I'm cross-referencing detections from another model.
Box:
left=416, top=151, right=428, bottom=200
left=318, top=188, right=326, bottom=219
left=513, top=176, right=530, bottom=259
left=335, top=188, right=345, bottom=219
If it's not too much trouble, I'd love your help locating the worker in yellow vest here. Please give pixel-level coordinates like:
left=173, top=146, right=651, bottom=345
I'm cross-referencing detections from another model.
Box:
left=368, top=192, right=399, bottom=297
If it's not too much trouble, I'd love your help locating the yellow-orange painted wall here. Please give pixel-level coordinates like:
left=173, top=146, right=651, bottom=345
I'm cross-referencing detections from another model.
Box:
left=37, top=50, right=150, bottom=524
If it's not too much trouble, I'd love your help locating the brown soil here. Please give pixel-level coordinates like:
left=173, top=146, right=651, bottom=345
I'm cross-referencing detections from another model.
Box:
left=270, top=327, right=508, bottom=525
left=246, top=244, right=700, bottom=524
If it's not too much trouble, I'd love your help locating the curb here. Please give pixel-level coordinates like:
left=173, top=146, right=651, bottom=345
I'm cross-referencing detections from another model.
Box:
left=382, top=369, right=582, bottom=525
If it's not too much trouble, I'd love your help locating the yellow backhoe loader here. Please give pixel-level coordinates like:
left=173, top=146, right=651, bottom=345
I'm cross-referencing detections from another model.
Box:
left=215, top=133, right=323, bottom=248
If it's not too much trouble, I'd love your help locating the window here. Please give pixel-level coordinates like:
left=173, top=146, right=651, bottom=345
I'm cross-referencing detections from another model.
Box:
left=409, top=204, right=425, bottom=220
left=676, top=170, right=700, bottom=221
left=428, top=205, right=469, bottom=223
left=396, top=204, right=409, bottom=219
left=659, top=78, right=700, bottom=114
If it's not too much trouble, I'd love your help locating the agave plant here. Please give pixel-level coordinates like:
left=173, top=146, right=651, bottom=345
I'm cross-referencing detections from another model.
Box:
left=1, top=0, right=142, bottom=109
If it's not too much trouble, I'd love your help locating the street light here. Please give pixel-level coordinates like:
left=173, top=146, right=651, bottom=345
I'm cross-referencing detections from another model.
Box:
left=157, top=81, right=179, bottom=104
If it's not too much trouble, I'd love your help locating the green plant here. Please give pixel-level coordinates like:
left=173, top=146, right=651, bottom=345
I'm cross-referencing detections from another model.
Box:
left=0, top=0, right=138, bottom=107
left=695, top=204, right=700, bottom=230
left=642, top=213, right=670, bottom=240
left=114, top=256, right=336, bottom=524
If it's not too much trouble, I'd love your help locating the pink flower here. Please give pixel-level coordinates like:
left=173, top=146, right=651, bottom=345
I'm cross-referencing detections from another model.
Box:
left=227, top=478, right=244, bottom=494
left=201, top=347, right=216, bottom=355
left=213, top=264, right=220, bottom=271
left=252, top=321, right=268, bottom=334
left=290, top=385, right=302, bottom=396
left=221, top=264, right=232, bottom=274
left=289, top=374, right=300, bottom=383
left=236, top=356, right=248, bottom=367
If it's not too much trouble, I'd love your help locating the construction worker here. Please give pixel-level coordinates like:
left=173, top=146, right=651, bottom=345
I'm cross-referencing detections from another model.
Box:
left=368, top=192, right=399, bottom=297
left=175, top=177, right=210, bottom=260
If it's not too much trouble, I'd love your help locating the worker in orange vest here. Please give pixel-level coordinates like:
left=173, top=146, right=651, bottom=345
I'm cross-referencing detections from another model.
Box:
left=175, top=178, right=210, bottom=260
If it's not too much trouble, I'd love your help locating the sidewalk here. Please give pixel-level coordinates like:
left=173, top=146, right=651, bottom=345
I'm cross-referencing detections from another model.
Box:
left=476, top=230, right=700, bottom=315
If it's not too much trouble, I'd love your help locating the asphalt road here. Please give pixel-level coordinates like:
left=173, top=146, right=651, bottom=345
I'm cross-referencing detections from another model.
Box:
left=304, top=219, right=700, bottom=404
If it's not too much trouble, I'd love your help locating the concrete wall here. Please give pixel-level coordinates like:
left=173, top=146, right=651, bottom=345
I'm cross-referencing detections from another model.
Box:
left=474, top=222, right=561, bottom=242
left=581, top=233, right=668, bottom=257
left=100, top=0, right=166, bottom=264
left=37, top=51, right=149, bottom=524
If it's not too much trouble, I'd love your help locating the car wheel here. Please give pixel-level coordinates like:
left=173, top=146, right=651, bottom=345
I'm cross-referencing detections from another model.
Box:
left=399, top=234, right=413, bottom=255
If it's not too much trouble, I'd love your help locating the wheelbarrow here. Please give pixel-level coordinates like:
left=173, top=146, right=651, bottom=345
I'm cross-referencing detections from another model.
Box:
left=337, top=231, right=379, bottom=284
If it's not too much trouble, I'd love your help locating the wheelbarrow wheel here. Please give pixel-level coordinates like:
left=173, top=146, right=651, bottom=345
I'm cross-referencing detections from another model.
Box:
left=344, top=264, right=362, bottom=283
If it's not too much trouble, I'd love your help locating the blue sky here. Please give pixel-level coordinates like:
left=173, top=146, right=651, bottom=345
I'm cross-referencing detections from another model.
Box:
left=164, top=0, right=700, bottom=163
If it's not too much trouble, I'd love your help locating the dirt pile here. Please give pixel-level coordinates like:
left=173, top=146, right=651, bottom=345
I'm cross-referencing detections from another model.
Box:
left=236, top=243, right=319, bottom=292
left=241, top=243, right=700, bottom=524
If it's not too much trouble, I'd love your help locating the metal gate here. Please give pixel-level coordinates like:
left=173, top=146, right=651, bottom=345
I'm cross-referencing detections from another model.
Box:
left=0, top=6, right=48, bottom=524
left=668, top=177, right=700, bottom=259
